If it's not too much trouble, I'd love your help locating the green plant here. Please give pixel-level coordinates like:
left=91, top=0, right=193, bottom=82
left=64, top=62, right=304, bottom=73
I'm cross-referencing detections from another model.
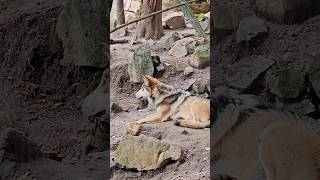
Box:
left=195, top=13, right=206, bottom=21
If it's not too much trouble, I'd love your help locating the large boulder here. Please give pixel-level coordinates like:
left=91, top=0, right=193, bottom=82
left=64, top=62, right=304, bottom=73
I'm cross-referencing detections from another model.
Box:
left=56, top=0, right=108, bottom=67
left=236, top=16, right=268, bottom=44
left=128, top=45, right=154, bottom=83
left=213, top=4, right=253, bottom=31
left=227, top=56, right=275, bottom=90
left=267, top=67, right=305, bottom=99
left=256, top=0, right=320, bottom=24
left=164, top=15, right=186, bottom=29
left=114, top=135, right=183, bottom=171
left=190, top=45, right=210, bottom=69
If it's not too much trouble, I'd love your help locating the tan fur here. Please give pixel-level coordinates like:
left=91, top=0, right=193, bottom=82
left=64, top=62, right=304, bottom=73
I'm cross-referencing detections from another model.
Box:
left=134, top=75, right=210, bottom=129
left=259, top=121, right=320, bottom=180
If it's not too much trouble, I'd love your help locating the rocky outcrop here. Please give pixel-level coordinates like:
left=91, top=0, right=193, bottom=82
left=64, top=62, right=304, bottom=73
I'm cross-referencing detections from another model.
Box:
left=227, top=56, right=275, bottom=90
left=56, top=0, right=108, bottom=67
left=128, top=45, right=154, bottom=83
left=213, top=4, right=253, bottom=31
left=168, top=37, right=197, bottom=57
left=256, top=0, right=320, bottom=24
left=237, top=16, right=268, bottom=44
left=114, top=135, right=183, bottom=171
left=267, top=68, right=305, bottom=100
left=190, top=45, right=210, bottom=69
left=164, top=15, right=186, bottom=29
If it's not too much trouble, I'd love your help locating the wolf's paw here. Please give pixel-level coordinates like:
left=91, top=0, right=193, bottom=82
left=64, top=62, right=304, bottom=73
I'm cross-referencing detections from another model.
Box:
left=127, top=122, right=142, bottom=136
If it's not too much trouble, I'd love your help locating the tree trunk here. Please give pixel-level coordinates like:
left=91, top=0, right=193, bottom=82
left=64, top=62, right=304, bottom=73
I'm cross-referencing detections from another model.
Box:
left=135, top=0, right=164, bottom=40
left=110, top=0, right=125, bottom=29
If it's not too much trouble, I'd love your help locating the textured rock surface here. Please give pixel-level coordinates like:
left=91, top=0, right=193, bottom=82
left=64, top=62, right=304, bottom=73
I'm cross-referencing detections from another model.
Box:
left=237, top=16, right=268, bottom=43
left=213, top=4, right=252, bottom=31
left=56, top=0, right=108, bottom=67
left=164, top=15, right=186, bottom=29
left=267, top=68, right=305, bottom=99
left=114, top=135, right=183, bottom=171
left=168, top=37, right=197, bottom=57
left=190, top=45, right=210, bottom=69
left=192, top=80, right=207, bottom=94
left=128, top=45, right=154, bottom=83
left=227, top=56, right=274, bottom=90
left=256, top=0, right=320, bottom=24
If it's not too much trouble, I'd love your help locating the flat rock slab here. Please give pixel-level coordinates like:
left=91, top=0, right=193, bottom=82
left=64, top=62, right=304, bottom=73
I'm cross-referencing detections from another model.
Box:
left=114, top=135, right=183, bottom=171
left=227, top=55, right=274, bottom=90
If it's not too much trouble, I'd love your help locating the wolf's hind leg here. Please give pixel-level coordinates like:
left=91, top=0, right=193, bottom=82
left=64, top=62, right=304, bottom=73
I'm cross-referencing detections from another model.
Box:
left=174, top=119, right=209, bottom=129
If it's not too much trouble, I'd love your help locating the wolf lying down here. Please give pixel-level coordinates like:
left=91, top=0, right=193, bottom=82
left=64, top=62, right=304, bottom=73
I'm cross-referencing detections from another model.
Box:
left=212, top=87, right=320, bottom=180
left=132, top=75, right=210, bottom=129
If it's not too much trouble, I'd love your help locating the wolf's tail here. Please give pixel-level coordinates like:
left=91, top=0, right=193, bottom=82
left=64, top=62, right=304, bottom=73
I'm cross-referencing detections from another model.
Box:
left=175, top=120, right=210, bottom=129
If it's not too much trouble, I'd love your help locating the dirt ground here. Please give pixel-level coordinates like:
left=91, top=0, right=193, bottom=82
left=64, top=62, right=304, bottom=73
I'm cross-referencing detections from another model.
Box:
left=110, top=27, right=210, bottom=179
left=0, top=1, right=110, bottom=179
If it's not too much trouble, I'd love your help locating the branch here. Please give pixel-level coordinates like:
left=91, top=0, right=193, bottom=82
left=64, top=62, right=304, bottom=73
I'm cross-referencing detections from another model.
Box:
left=110, top=0, right=200, bottom=33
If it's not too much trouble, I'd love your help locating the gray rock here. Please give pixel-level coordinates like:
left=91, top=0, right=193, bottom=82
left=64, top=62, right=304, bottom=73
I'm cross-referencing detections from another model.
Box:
left=179, top=79, right=196, bottom=91
left=200, top=18, right=210, bottom=33
left=80, top=69, right=109, bottom=116
left=213, top=4, right=253, bottom=31
left=267, top=68, right=305, bottom=99
left=176, top=62, right=187, bottom=73
left=190, top=45, right=210, bottom=69
left=56, top=0, right=108, bottom=67
left=164, top=16, right=186, bottom=29
left=111, top=102, right=123, bottom=113
left=183, top=66, right=194, bottom=76
left=256, top=0, right=320, bottom=24
left=192, top=80, right=207, bottom=94
left=307, top=54, right=320, bottom=98
left=283, top=100, right=315, bottom=115
left=114, top=135, right=183, bottom=171
left=128, top=45, right=154, bottom=83
left=160, top=32, right=181, bottom=50
left=237, top=16, right=268, bottom=43
left=227, top=56, right=275, bottom=90
left=168, top=37, right=197, bottom=57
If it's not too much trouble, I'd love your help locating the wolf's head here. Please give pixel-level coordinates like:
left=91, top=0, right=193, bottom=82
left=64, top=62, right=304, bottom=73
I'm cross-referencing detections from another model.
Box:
left=135, top=75, right=174, bottom=102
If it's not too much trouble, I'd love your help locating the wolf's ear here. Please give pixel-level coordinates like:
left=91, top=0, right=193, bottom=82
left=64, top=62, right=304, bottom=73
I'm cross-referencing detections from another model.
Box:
left=143, top=75, right=156, bottom=88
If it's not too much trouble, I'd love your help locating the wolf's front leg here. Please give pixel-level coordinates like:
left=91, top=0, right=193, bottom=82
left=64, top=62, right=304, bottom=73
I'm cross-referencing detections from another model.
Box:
left=135, top=113, right=163, bottom=124
left=135, top=105, right=170, bottom=124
